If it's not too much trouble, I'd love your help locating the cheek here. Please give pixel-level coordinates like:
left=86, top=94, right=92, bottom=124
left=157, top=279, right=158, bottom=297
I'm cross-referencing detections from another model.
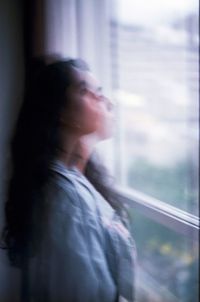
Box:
left=79, top=99, right=102, bottom=133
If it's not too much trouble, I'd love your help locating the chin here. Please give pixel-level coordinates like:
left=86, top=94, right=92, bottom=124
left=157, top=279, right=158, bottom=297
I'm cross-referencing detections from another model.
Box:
left=98, top=130, right=113, bottom=141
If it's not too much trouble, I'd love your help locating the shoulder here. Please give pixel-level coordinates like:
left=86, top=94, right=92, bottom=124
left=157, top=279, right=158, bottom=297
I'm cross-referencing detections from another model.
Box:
left=43, top=168, right=110, bottom=223
left=48, top=159, right=115, bottom=219
left=43, top=173, right=81, bottom=214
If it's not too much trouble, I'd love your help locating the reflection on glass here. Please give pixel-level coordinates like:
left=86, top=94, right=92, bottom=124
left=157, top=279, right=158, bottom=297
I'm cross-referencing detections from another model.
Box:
left=129, top=209, right=199, bottom=302
left=111, top=0, right=199, bottom=215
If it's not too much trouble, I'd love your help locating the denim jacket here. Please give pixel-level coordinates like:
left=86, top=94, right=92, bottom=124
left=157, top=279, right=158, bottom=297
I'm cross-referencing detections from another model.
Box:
left=27, top=160, right=136, bottom=302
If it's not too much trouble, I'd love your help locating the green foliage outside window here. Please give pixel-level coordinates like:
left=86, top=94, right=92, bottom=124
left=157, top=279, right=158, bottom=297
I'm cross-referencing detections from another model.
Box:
left=128, top=158, right=198, bottom=213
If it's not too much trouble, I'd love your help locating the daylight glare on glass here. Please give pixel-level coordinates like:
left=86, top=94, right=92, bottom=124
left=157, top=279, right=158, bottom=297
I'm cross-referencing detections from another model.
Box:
left=110, top=0, right=199, bottom=301
left=111, top=0, right=199, bottom=215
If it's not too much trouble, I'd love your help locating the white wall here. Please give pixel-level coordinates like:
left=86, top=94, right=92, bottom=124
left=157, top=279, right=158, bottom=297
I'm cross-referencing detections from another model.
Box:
left=0, top=0, right=24, bottom=300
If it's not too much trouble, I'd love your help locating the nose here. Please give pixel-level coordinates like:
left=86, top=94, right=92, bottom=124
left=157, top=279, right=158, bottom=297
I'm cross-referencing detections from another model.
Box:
left=104, top=97, right=115, bottom=112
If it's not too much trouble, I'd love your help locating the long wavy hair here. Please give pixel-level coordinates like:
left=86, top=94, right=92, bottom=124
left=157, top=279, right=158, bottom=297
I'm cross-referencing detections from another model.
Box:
left=1, top=57, right=126, bottom=267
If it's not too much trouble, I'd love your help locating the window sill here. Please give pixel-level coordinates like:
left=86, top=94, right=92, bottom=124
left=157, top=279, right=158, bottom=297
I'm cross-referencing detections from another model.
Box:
left=116, top=186, right=199, bottom=241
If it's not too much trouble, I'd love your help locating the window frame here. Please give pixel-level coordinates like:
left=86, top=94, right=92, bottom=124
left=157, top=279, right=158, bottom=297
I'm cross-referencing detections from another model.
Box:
left=117, top=186, right=199, bottom=241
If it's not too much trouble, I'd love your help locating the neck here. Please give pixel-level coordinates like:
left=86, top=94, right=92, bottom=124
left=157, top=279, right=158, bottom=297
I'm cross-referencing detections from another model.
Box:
left=57, top=129, right=80, bottom=169
left=70, top=135, right=99, bottom=173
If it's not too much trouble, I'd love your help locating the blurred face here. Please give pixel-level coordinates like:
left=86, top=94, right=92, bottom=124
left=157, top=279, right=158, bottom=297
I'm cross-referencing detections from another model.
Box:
left=60, top=68, right=104, bottom=135
left=97, top=96, right=115, bottom=140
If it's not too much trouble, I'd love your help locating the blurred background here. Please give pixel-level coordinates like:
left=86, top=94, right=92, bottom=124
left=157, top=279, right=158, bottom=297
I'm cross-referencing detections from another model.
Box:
left=0, top=0, right=199, bottom=301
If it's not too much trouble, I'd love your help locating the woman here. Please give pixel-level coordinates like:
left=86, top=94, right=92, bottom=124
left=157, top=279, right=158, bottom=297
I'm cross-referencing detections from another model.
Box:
left=2, top=58, right=136, bottom=302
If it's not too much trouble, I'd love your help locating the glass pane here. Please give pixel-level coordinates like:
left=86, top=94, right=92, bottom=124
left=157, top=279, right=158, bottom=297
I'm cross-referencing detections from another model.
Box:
left=129, top=208, right=199, bottom=302
left=111, top=0, right=199, bottom=215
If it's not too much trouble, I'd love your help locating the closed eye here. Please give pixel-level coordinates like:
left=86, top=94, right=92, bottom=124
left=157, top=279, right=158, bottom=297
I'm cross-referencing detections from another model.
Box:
left=77, top=81, right=87, bottom=95
left=80, top=87, right=87, bottom=95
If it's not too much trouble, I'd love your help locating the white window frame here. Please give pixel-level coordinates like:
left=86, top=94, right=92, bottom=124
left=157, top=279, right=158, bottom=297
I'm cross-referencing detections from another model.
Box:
left=117, top=186, right=199, bottom=241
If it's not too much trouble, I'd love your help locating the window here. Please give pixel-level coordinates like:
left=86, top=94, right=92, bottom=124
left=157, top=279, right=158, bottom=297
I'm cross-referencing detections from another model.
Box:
left=111, top=0, right=199, bottom=214
left=110, top=0, right=199, bottom=301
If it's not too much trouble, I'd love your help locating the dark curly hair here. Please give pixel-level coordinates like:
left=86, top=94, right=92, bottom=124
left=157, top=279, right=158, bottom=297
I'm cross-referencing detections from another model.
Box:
left=1, top=57, right=126, bottom=267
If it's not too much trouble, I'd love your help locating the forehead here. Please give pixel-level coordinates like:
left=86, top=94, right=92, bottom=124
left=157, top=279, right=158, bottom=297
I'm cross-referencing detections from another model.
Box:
left=71, top=68, right=100, bottom=88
